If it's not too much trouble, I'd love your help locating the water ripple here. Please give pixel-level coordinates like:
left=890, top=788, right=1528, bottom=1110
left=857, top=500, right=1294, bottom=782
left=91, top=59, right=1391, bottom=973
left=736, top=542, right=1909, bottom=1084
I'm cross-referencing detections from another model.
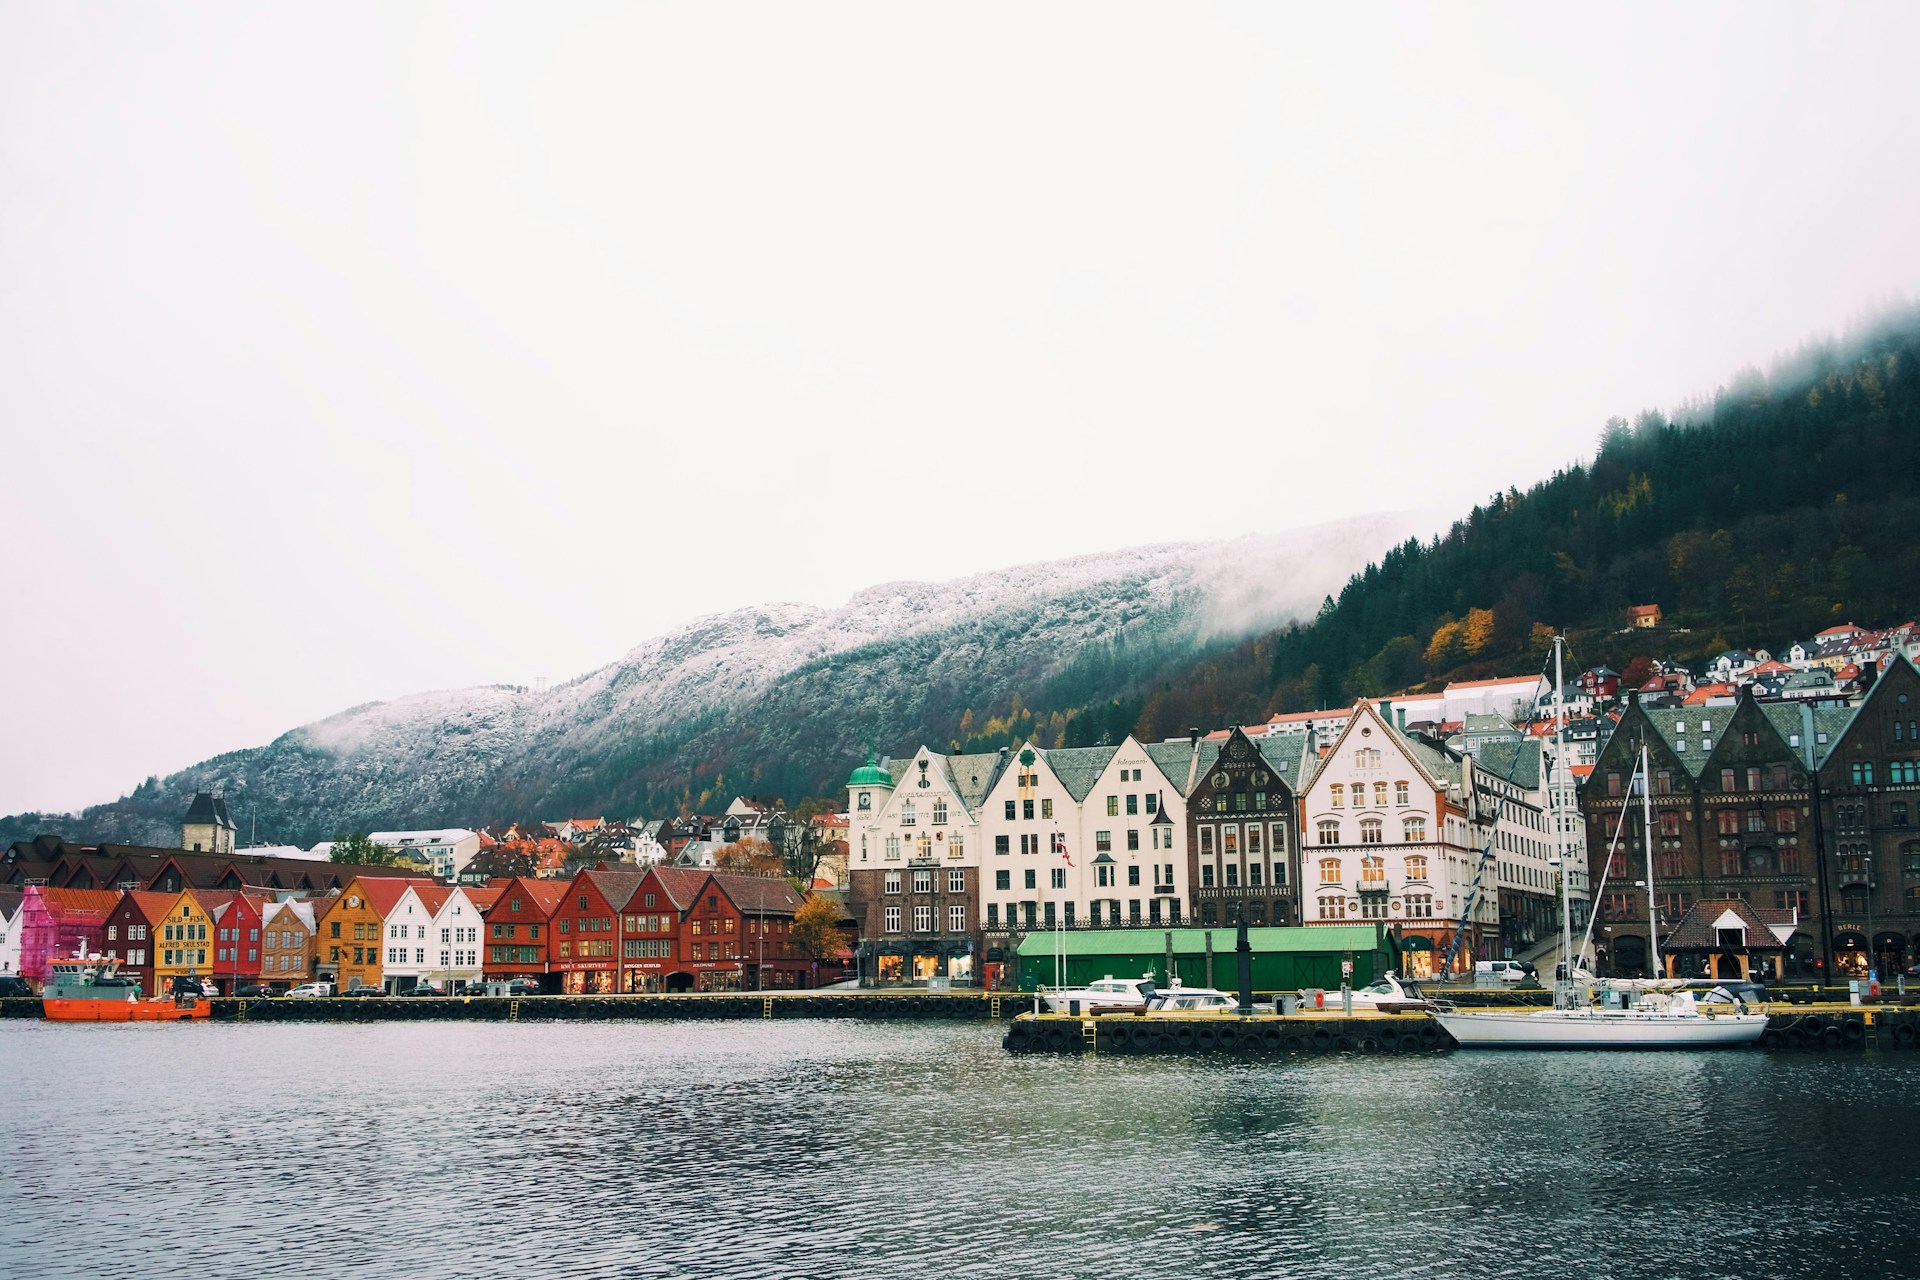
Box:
left=2, top=1021, right=1917, bottom=1280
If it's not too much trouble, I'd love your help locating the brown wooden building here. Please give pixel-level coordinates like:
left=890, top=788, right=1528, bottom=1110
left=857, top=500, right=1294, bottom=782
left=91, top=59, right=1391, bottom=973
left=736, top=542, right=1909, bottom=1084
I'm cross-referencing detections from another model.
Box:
left=1816, top=655, right=1920, bottom=977
left=1581, top=687, right=1849, bottom=978
left=1185, top=728, right=1309, bottom=928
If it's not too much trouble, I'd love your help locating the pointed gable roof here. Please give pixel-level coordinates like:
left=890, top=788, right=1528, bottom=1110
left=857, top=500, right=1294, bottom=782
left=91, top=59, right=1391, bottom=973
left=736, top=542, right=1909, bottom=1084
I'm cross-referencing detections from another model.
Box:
left=1310, top=699, right=1461, bottom=797
left=1039, top=744, right=1120, bottom=802
left=1663, top=896, right=1797, bottom=951
left=938, top=751, right=1010, bottom=813
left=703, top=872, right=803, bottom=916
left=117, top=889, right=184, bottom=925
left=1254, top=735, right=1312, bottom=794
left=182, top=791, right=235, bottom=829
left=577, top=869, right=648, bottom=913
left=1818, top=653, right=1915, bottom=770
left=329, top=876, right=424, bottom=921
left=639, top=865, right=711, bottom=913
left=1141, top=738, right=1221, bottom=798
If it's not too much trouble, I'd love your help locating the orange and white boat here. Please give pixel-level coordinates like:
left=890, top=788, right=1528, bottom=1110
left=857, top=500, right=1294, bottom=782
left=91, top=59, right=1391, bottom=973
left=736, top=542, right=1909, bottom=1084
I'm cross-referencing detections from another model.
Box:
left=40, top=954, right=211, bottom=1022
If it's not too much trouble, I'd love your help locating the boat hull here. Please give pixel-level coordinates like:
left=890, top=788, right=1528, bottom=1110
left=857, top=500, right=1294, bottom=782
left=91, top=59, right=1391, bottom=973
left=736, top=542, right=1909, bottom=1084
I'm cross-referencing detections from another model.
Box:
left=1433, top=1009, right=1768, bottom=1049
left=43, top=998, right=211, bottom=1023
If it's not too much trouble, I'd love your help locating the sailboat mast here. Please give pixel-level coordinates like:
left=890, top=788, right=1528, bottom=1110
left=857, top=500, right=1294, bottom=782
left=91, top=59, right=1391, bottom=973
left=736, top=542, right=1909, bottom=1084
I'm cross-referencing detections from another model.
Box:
left=1641, top=740, right=1661, bottom=977
left=1553, top=637, right=1574, bottom=991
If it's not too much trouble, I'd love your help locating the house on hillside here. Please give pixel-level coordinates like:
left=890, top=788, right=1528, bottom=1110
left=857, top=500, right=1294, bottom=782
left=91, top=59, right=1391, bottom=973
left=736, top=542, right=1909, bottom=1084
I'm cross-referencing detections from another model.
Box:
left=1626, top=604, right=1662, bottom=629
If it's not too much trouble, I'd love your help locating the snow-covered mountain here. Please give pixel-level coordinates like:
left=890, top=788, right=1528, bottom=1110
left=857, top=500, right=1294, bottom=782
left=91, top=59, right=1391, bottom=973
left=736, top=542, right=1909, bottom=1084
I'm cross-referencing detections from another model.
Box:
left=4, top=515, right=1419, bottom=847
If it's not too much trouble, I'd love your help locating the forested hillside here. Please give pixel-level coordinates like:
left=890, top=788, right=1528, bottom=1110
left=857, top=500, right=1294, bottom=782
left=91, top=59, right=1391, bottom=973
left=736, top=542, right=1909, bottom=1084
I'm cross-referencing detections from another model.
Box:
left=1033, top=307, right=1920, bottom=745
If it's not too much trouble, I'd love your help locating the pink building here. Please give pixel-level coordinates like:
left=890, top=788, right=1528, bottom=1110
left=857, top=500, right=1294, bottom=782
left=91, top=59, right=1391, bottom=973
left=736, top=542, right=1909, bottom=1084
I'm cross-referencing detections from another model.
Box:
left=17, top=885, right=119, bottom=984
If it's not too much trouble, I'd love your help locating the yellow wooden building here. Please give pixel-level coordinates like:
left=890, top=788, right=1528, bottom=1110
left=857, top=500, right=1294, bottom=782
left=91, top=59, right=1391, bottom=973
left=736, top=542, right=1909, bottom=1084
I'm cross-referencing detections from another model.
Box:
left=153, top=890, right=214, bottom=989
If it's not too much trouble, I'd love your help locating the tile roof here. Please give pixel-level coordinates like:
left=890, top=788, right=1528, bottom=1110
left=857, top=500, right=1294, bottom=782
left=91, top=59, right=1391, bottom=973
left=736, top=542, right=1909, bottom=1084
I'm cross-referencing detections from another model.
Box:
left=578, top=869, right=649, bottom=912
left=118, top=890, right=183, bottom=922
left=326, top=876, right=429, bottom=920
left=1663, top=897, right=1797, bottom=951
left=1143, top=740, right=1220, bottom=797
left=642, top=866, right=712, bottom=911
left=1042, top=745, right=1120, bottom=802
left=1253, top=736, right=1312, bottom=793
left=706, top=873, right=803, bottom=915
left=181, top=792, right=235, bottom=829
left=36, top=887, right=121, bottom=917
left=1469, top=738, right=1544, bottom=789
left=940, top=752, right=1010, bottom=812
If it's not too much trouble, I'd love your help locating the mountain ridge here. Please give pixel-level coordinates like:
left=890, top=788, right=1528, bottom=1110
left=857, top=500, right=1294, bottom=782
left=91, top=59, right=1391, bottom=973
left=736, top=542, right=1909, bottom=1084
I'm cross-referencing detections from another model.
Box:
left=1, top=515, right=1419, bottom=849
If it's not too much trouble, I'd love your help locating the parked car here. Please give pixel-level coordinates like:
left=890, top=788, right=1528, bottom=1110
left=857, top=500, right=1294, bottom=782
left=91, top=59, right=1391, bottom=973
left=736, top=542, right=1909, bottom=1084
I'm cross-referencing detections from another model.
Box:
left=1475, top=960, right=1530, bottom=983
left=287, top=982, right=333, bottom=999
left=400, top=983, right=445, bottom=997
left=339, top=985, right=387, bottom=998
left=169, top=976, right=215, bottom=998
left=232, top=984, right=273, bottom=999
left=0, top=975, right=33, bottom=998
left=505, top=979, right=540, bottom=997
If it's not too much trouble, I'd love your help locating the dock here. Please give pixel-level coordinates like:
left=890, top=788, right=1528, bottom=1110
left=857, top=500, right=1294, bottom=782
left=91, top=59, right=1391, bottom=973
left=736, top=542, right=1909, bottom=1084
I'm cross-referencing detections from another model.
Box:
left=1002, top=1002, right=1920, bottom=1055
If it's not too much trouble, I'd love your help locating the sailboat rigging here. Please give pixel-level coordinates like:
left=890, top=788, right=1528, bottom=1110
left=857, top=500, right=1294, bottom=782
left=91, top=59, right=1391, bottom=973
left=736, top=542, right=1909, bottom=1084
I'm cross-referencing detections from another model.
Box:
left=1430, top=635, right=1770, bottom=1049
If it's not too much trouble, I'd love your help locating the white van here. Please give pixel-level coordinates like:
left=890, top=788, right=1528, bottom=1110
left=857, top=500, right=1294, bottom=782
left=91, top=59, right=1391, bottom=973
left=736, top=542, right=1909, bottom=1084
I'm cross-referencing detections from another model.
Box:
left=1475, top=960, right=1529, bottom=983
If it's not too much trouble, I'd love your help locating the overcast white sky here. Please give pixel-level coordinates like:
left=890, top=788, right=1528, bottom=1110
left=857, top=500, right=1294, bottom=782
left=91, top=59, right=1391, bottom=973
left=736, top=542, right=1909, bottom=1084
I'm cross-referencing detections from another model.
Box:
left=4, top=4, right=1918, bottom=815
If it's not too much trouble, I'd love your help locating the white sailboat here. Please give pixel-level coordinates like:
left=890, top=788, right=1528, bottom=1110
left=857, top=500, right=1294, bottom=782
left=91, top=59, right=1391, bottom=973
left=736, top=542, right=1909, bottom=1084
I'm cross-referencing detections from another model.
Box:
left=1431, top=637, right=1769, bottom=1050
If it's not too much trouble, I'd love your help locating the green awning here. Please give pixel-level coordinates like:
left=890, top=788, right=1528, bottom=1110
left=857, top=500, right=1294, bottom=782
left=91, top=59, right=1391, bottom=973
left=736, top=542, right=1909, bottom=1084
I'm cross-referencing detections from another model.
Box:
left=1014, top=924, right=1392, bottom=957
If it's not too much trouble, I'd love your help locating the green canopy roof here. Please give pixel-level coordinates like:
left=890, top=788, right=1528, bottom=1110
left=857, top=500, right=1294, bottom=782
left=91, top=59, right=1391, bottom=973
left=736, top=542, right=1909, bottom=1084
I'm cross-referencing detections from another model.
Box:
left=1014, top=924, right=1394, bottom=958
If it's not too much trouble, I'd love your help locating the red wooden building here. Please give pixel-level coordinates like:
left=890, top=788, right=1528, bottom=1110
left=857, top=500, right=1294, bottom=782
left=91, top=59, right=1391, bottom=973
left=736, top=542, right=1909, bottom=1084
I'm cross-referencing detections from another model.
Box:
left=551, top=869, right=645, bottom=995
left=205, top=891, right=270, bottom=994
left=103, top=890, right=179, bottom=997
left=481, top=877, right=569, bottom=989
left=676, top=873, right=808, bottom=992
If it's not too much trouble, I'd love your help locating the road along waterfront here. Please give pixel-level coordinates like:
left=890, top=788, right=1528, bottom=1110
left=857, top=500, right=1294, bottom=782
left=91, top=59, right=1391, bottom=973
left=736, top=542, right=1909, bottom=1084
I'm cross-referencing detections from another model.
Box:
left=3, top=1019, right=1917, bottom=1280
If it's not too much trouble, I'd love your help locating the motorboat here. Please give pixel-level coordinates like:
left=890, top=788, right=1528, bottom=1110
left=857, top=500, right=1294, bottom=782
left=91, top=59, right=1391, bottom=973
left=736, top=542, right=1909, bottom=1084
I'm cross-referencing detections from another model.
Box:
left=1144, top=986, right=1265, bottom=1015
left=1346, top=972, right=1432, bottom=1013
left=1041, top=973, right=1158, bottom=1015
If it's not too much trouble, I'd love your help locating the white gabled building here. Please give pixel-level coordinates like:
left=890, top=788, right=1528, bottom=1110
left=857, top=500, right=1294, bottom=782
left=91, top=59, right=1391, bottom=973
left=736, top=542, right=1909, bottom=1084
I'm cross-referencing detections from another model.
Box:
left=845, top=747, right=998, bottom=986
left=1298, top=701, right=1491, bottom=979
left=365, top=829, right=483, bottom=881
left=379, top=884, right=451, bottom=992
left=976, top=735, right=1213, bottom=940
left=1297, top=700, right=1576, bottom=978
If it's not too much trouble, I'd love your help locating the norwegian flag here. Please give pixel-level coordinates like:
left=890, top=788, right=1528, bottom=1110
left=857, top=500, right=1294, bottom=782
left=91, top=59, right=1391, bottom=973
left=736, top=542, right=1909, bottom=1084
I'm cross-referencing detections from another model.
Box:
left=1053, top=833, right=1073, bottom=867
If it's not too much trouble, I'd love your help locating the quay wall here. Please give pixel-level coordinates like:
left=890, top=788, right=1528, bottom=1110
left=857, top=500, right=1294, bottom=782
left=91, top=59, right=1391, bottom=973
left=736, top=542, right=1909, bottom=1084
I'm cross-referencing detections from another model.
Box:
left=6, top=997, right=1920, bottom=1054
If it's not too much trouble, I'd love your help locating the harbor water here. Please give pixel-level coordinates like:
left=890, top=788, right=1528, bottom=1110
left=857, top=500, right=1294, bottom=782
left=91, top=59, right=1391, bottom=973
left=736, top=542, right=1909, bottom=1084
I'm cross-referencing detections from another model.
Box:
left=3, top=1019, right=1916, bottom=1280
